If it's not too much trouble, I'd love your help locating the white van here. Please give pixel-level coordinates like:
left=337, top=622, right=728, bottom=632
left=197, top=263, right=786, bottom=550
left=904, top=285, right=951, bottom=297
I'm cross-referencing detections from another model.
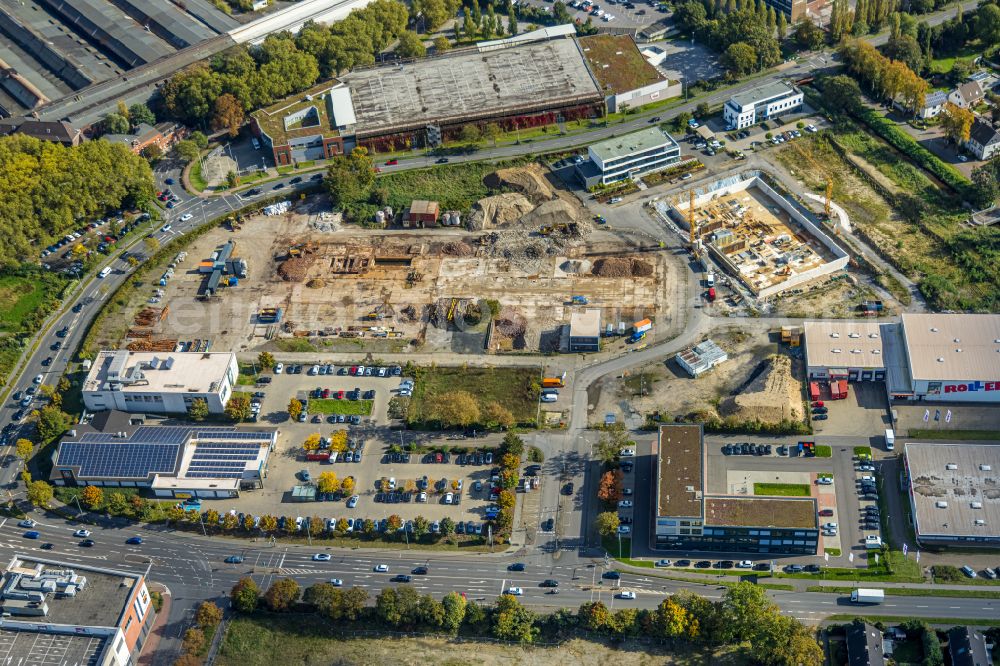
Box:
left=251, top=137, right=261, bottom=150
left=884, top=428, right=895, bottom=450
left=98, top=267, right=112, bottom=278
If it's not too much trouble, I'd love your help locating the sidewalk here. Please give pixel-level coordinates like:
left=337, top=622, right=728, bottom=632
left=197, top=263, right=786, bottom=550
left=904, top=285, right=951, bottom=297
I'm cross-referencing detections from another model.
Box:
left=138, top=583, right=172, bottom=666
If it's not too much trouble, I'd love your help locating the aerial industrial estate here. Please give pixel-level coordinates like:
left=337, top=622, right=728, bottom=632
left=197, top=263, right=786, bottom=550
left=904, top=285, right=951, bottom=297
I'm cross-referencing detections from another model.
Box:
left=2, top=0, right=1000, bottom=662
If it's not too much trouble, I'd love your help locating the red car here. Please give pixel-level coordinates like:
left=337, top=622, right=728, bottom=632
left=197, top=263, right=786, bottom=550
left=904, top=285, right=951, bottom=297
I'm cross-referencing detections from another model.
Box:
left=435, top=452, right=443, bottom=463
left=349, top=366, right=358, bottom=375
left=811, top=401, right=824, bottom=408
left=386, top=159, right=398, bottom=166
left=818, top=509, right=834, bottom=517
left=321, top=388, right=331, bottom=398
left=334, top=390, right=345, bottom=400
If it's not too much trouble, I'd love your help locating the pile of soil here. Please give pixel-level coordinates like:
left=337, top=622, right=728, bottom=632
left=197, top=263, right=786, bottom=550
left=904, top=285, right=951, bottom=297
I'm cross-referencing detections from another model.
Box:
left=278, top=256, right=315, bottom=282
left=493, top=306, right=527, bottom=338
left=591, top=257, right=653, bottom=277
left=521, top=199, right=579, bottom=229
left=442, top=241, right=475, bottom=257
left=484, top=164, right=555, bottom=203
left=466, top=193, right=535, bottom=230
left=560, top=259, right=591, bottom=274
left=719, top=355, right=803, bottom=423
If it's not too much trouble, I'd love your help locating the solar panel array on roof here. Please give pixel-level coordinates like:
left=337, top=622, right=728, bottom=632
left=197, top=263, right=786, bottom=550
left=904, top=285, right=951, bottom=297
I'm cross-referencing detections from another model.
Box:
left=185, top=439, right=264, bottom=479
left=57, top=442, right=180, bottom=479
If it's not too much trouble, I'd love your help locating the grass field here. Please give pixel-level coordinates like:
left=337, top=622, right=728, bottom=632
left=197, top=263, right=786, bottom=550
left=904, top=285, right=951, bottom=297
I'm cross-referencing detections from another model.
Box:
left=375, top=159, right=528, bottom=213
left=753, top=483, right=811, bottom=497
left=0, top=275, right=54, bottom=332
left=308, top=399, right=373, bottom=416
left=907, top=429, right=1000, bottom=441
left=217, top=615, right=734, bottom=666
left=272, top=338, right=318, bottom=353
left=407, top=366, right=541, bottom=428
left=807, top=585, right=1000, bottom=599
left=815, top=445, right=832, bottom=458
left=853, top=446, right=872, bottom=457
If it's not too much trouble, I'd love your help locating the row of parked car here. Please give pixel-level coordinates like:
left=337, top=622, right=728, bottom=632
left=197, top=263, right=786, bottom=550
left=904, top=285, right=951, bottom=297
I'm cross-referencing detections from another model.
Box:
left=722, top=443, right=773, bottom=456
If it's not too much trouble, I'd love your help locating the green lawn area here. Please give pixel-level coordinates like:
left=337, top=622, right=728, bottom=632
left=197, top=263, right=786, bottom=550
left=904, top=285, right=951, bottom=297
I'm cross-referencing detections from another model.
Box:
left=777, top=549, right=923, bottom=583
left=272, top=338, right=318, bottom=352
left=377, top=159, right=528, bottom=213
left=0, top=275, right=56, bottom=332
left=407, top=366, right=541, bottom=429
left=928, top=43, right=982, bottom=74
left=828, top=614, right=1000, bottom=627
left=825, top=548, right=841, bottom=557
left=807, top=585, right=1000, bottom=599
left=907, top=429, right=1000, bottom=441
left=236, top=362, right=258, bottom=386
left=891, top=637, right=924, bottom=665
left=308, top=399, right=373, bottom=416
left=932, top=564, right=1000, bottom=586
left=854, top=446, right=873, bottom=458
left=815, top=445, right=832, bottom=458
left=753, top=483, right=811, bottom=497
left=189, top=159, right=208, bottom=191
left=603, top=534, right=631, bottom=559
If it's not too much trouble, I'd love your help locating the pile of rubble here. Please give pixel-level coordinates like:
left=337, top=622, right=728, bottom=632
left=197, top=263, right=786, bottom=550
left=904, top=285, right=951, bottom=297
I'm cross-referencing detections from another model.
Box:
left=442, top=241, right=475, bottom=257
left=278, top=256, right=315, bottom=282
left=591, top=257, right=653, bottom=278
left=719, top=355, right=803, bottom=424
left=466, top=193, right=534, bottom=230
left=493, top=306, right=527, bottom=338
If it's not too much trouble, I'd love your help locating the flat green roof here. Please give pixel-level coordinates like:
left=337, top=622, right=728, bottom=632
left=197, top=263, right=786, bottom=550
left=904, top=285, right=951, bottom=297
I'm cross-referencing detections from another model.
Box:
left=579, top=34, right=665, bottom=95
left=589, top=127, right=676, bottom=162
left=704, top=496, right=817, bottom=529
left=251, top=81, right=340, bottom=147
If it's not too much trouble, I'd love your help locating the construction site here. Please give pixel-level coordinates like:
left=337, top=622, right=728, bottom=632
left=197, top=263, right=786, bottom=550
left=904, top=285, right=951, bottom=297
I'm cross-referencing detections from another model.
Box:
left=663, top=172, right=849, bottom=301
left=91, top=164, right=673, bottom=356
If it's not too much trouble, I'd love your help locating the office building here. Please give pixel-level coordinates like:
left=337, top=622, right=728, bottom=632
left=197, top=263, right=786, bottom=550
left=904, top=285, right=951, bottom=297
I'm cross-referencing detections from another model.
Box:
left=0, top=555, right=155, bottom=666
left=51, top=410, right=276, bottom=498
left=576, top=127, right=681, bottom=187
left=723, top=82, right=803, bottom=130
left=654, top=425, right=818, bottom=553
left=83, top=350, right=239, bottom=415
left=903, top=442, right=1000, bottom=547
left=578, top=34, right=681, bottom=114
left=569, top=309, right=601, bottom=352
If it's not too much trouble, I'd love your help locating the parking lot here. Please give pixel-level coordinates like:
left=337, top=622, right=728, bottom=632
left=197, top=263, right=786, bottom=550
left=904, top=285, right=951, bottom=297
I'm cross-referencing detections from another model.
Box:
left=221, top=362, right=509, bottom=534
left=515, top=0, right=671, bottom=29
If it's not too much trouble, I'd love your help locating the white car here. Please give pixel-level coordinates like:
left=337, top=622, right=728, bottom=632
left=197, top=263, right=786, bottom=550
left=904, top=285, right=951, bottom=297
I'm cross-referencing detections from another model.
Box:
left=619, top=448, right=635, bottom=457
left=617, top=591, right=636, bottom=599
left=444, top=492, right=454, bottom=504
left=274, top=362, right=283, bottom=374
left=313, top=553, right=331, bottom=561
left=505, top=587, right=523, bottom=596
left=617, top=525, right=631, bottom=535
left=18, top=519, right=36, bottom=528
left=736, top=560, right=754, bottom=569
left=374, top=564, right=389, bottom=572
left=180, top=213, right=193, bottom=222
left=73, top=529, right=91, bottom=538
left=540, top=394, right=557, bottom=403
left=161, top=224, right=172, bottom=232
left=618, top=500, right=633, bottom=508
left=816, top=477, right=833, bottom=485
left=330, top=578, right=343, bottom=586
left=823, top=522, right=838, bottom=530
left=33, top=374, right=43, bottom=384
left=398, top=389, right=412, bottom=397
left=609, top=196, right=622, bottom=203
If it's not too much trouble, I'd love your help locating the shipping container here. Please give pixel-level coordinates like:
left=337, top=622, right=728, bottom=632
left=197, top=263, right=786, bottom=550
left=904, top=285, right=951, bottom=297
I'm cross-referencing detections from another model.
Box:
left=633, top=318, right=652, bottom=333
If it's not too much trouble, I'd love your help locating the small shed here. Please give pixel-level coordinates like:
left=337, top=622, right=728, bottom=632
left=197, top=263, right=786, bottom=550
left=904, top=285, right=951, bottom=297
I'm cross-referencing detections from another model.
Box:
left=291, top=484, right=317, bottom=502
left=404, top=200, right=441, bottom=228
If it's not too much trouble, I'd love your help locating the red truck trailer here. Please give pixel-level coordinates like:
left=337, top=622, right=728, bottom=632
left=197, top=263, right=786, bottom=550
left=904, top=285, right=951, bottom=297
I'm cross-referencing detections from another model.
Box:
left=809, top=382, right=820, bottom=401
left=305, top=451, right=331, bottom=462
left=830, top=379, right=848, bottom=400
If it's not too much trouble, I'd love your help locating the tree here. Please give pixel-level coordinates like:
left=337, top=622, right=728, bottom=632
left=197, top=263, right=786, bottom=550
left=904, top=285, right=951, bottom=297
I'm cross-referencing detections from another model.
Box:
left=222, top=512, right=239, bottom=530
left=14, top=438, right=33, bottom=461
left=27, top=481, right=53, bottom=507
left=722, top=42, right=758, bottom=76
left=413, top=515, right=429, bottom=537
left=417, top=594, right=446, bottom=627
left=128, top=103, right=156, bottom=128
left=458, top=124, right=482, bottom=145
left=595, top=510, right=620, bottom=536
left=429, top=390, right=480, bottom=427
left=481, top=400, right=515, bottom=429
left=259, top=514, right=278, bottom=532
left=102, top=113, right=130, bottom=135
left=325, top=147, right=376, bottom=210
left=721, top=582, right=781, bottom=644
left=396, top=30, right=427, bottom=58
left=80, top=485, right=104, bottom=509
left=226, top=171, right=239, bottom=189
left=144, top=236, right=160, bottom=254
left=387, top=514, right=403, bottom=532
left=440, top=516, right=456, bottom=535
left=597, top=470, right=623, bottom=503
left=885, top=34, right=923, bottom=73
left=287, top=397, right=303, bottom=421
left=340, top=475, right=355, bottom=495
left=492, top=594, right=536, bottom=642
left=174, top=139, right=200, bottom=163
left=441, top=591, right=466, bottom=633
left=226, top=395, right=252, bottom=422
left=482, top=122, right=503, bottom=148
left=821, top=74, right=863, bottom=114
left=433, top=36, right=452, bottom=52
left=231, top=577, right=260, bottom=613
left=595, top=422, right=631, bottom=463
left=257, top=351, right=276, bottom=370
left=196, top=601, right=223, bottom=628
left=578, top=601, right=613, bottom=632
left=674, top=1, right=707, bottom=34
left=940, top=102, right=974, bottom=144
left=211, top=93, right=245, bottom=137
left=183, top=627, right=205, bottom=654
left=264, top=578, right=301, bottom=611
left=304, top=433, right=322, bottom=451
left=500, top=432, right=525, bottom=459
left=334, top=517, right=349, bottom=533
left=190, top=131, right=209, bottom=148
left=978, top=2, right=1000, bottom=44
left=35, top=405, right=70, bottom=443
left=318, top=471, right=339, bottom=493
left=188, top=398, right=209, bottom=422
left=329, top=430, right=348, bottom=452
left=970, top=156, right=1000, bottom=208
left=792, top=17, right=826, bottom=50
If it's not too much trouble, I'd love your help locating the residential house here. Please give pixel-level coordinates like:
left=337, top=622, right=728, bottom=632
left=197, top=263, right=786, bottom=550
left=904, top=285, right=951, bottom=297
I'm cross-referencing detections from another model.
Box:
left=898, top=90, right=947, bottom=119
left=102, top=122, right=186, bottom=155
left=0, top=118, right=81, bottom=146
left=847, top=622, right=886, bottom=666
left=966, top=119, right=1000, bottom=161
left=948, top=626, right=994, bottom=666
left=949, top=81, right=984, bottom=109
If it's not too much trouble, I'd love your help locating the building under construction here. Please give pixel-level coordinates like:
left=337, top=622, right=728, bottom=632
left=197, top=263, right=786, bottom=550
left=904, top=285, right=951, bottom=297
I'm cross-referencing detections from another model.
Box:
left=669, top=172, right=848, bottom=300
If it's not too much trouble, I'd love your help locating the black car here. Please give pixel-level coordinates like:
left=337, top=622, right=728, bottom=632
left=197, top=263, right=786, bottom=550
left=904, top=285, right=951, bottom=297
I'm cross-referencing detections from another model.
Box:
left=411, top=566, right=428, bottom=575
left=753, top=563, right=771, bottom=571
left=694, top=560, right=712, bottom=569
left=79, top=539, right=95, bottom=547
left=311, top=173, right=324, bottom=181
left=540, top=579, right=559, bottom=587
left=272, top=183, right=285, bottom=190
left=777, top=445, right=787, bottom=456
left=741, top=443, right=752, bottom=455
left=457, top=454, right=466, bottom=465
left=621, top=462, right=633, bottom=473
left=715, top=560, right=734, bottom=569
left=72, top=302, right=83, bottom=313
left=803, top=564, right=822, bottom=573
left=722, top=445, right=733, bottom=455
left=813, top=414, right=828, bottom=421
left=619, top=516, right=632, bottom=524
left=864, top=521, right=880, bottom=530
left=562, top=482, right=574, bottom=495
left=246, top=187, right=263, bottom=196
left=508, top=563, right=526, bottom=571
left=784, top=564, right=804, bottom=573
left=436, top=157, right=450, bottom=163
left=40, top=543, right=54, bottom=550
left=12, top=410, right=24, bottom=421
left=602, top=571, right=621, bottom=580
left=764, top=445, right=772, bottom=455
left=289, top=177, right=302, bottom=184
left=862, top=493, right=878, bottom=501
left=541, top=518, right=554, bottom=531
left=755, top=445, right=766, bottom=456
left=674, top=559, right=692, bottom=567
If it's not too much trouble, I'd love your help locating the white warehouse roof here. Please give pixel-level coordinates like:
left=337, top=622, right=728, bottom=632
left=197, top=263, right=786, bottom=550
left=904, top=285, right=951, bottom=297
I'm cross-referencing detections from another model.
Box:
left=902, top=313, right=1000, bottom=381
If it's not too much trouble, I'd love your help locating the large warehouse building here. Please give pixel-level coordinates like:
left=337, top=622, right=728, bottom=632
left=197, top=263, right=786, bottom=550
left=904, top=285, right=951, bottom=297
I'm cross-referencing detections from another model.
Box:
left=654, top=424, right=819, bottom=554
left=904, top=442, right=1000, bottom=547
left=805, top=314, right=1000, bottom=403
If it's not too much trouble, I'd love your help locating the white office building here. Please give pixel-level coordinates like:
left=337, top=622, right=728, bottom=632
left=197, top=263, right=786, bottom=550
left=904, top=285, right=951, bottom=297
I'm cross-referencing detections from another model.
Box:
left=576, top=127, right=681, bottom=187
left=723, top=82, right=803, bottom=130
left=82, top=351, right=238, bottom=415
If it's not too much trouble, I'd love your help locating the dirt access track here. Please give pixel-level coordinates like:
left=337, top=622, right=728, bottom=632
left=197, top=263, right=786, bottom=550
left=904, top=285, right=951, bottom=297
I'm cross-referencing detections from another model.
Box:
left=104, top=163, right=676, bottom=357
